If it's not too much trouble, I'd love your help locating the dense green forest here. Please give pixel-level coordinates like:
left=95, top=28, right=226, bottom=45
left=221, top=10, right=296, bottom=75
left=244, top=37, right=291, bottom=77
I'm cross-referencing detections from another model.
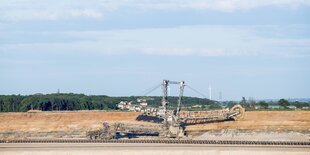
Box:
left=224, top=97, right=310, bottom=110
left=0, top=93, right=219, bottom=112
left=0, top=94, right=309, bottom=112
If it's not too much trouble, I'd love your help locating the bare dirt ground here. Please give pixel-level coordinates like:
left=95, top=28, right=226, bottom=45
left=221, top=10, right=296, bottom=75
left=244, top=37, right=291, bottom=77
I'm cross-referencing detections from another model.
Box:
left=0, top=111, right=141, bottom=133
left=0, top=111, right=309, bottom=140
left=186, top=111, right=310, bottom=132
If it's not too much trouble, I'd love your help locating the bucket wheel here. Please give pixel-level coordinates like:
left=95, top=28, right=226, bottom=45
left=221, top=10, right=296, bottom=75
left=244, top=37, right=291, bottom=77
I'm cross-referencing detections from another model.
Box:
left=230, top=104, right=245, bottom=121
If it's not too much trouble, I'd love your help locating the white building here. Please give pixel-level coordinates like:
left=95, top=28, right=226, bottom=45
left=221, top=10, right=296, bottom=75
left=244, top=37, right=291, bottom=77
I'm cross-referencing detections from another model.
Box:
left=140, top=102, right=148, bottom=107
left=117, top=101, right=132, bottom=110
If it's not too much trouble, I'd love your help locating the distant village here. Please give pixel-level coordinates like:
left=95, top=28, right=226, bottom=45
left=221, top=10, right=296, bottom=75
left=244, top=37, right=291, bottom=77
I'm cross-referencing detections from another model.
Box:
left=117, top=98, right=310, bottom=112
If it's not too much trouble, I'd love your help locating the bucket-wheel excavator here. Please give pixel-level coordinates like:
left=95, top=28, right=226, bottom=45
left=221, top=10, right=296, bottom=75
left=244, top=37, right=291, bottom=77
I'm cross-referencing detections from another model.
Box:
left=87, top=80, right=244, bottom=140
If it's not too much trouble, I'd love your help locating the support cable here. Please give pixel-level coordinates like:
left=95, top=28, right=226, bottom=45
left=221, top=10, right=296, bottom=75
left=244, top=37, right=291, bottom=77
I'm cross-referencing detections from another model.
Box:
left=141, top=83, right=162, bottom=96
left=186, top=85, right=208, bottom=99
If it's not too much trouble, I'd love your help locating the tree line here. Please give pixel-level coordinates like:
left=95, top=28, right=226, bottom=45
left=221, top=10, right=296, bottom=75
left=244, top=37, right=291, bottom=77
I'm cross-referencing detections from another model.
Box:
left=0, top=93, right=218, bottom=112
left=1, top=93, right=308, bottom=112
left=225, top=97, right=310, bottom=110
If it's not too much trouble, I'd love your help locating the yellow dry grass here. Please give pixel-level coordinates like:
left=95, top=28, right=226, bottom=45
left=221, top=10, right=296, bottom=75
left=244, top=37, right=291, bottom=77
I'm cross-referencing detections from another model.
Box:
left=186, top=111, right=310, bottom=132
left=0, top=111, right=309, bottom=133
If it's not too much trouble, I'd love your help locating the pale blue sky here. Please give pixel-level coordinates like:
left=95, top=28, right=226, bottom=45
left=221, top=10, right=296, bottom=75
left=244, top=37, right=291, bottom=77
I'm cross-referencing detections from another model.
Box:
left=0, top=0, right=310, bottom=100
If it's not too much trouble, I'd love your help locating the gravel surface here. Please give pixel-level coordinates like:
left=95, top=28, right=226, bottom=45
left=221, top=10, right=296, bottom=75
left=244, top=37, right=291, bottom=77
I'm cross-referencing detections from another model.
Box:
left=197, top=129, right=310, bottom=141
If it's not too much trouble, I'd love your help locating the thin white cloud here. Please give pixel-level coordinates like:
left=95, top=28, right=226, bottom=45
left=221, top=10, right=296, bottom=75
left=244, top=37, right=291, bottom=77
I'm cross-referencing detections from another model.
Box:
left=71, top=9, right=103, bottom=19
left=0, top=58, right=48, bottom=65
left=1, top=0, right=309, bottom=21
left=2, top=41, right=308, bottom=58
left=0, top=0, right=105, bottom=21
left=0, top=9, right=103, bottom=22
left=143, top=48, right=195, bottom=56
left=142, top=47, right=257, bottom=57
left=131, top=0, right=310, bottom=11
left=0, top=42, right=132, bottom=55
left=1, top=25, right=309, bottom=58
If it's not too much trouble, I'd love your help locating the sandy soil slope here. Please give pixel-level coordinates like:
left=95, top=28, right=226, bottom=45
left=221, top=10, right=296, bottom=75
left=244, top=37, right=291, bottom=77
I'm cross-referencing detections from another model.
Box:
left=186, top=111, right=310, bottom=132
left=0, top=111, right=141, bottom=133
left=0, top=111, right=309, bottom=139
